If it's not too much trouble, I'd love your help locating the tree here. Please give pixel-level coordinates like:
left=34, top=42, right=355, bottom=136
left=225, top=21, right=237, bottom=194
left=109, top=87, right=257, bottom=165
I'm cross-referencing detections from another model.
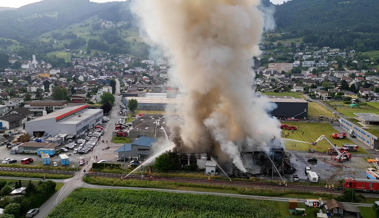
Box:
left=128, top=99, right=138, bottom=114
left=25, top=181, right=36, bottom=196
left=341, top=80, right=349, bottom=90
left=154, top=152, right=181, bottom=172
left=101, top=101, right=112, bottom=114
left=24, top=93, right=31, bottom=101
left=43, top=80, right=50, bottom=92
left=52, top=87, right=68, bottom=100
left=110, top=79, right=116, bottom=94
left=36, top=88, right=44, bottom=100
left=100, top=92, right=115, bottom=106
left=14, top=181, right=21, bottom=189
left=4, top=203, right=20, bottom=217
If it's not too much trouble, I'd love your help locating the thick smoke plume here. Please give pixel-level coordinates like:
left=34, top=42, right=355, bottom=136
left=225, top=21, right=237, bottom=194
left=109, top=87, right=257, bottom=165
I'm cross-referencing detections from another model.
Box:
left=133, top=0, right=281, bottom=172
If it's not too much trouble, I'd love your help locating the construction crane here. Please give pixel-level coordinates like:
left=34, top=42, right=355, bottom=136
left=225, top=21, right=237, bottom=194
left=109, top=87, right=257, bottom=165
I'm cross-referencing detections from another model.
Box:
left=313, top=135, right=351, bottom=162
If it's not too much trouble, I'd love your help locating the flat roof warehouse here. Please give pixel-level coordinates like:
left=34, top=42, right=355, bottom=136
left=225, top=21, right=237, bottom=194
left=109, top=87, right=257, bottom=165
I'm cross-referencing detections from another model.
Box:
left=25, top=104, right=103, bottom=137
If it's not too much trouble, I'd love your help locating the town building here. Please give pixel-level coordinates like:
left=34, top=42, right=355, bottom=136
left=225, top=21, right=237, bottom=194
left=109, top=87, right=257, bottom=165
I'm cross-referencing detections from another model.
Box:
left=16, top=142, right=58, bottom=154
left=267, top=63, right=293, bottom=73
left=25, top=104, right=103, bottom=137
left=24, top=100, right=67, bottom=117
left=125, top=93, right=177, bottom=111
left=116, top=136, right=156, bottom=161
left=355, top=113, right=379, bottom=126
left=339, top=117, right=379, bottom=149
left=323, top=199, right=360, bottom=218
left=0, top=108, right=30, bottom=130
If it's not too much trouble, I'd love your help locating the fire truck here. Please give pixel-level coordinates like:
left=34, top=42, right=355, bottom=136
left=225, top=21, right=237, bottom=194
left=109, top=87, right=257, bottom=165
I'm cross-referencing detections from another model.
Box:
left=344, top=178, right=379, bottom=192
left=314, top=135, right=351, bottom=162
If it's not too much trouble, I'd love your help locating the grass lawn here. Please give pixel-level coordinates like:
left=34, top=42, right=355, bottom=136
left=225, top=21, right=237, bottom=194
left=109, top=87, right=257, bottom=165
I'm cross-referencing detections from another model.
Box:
left=111, top=136, right=131, bottom=144
left=367, top=102, right=379, bottom=110
left=136, top=110, right=166, bottom=115
left=308, top=102, right=334, bottom=118
left=0, top=171, right=73, bottom=179
left=281, top=122, right=362, bottom=153
left=48, top=188, right=322, bottom=218
left=359, top=206, right=376, bottom=218
left=327, top=101, right=379, bottom=117
left=263, top=92, right=305, bottom=99
left=47, top=51, right=72, bottom=62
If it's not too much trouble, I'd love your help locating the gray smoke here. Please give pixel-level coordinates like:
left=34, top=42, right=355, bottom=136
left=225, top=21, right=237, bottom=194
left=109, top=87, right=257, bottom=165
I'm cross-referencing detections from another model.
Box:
left=132, top=0, right=281, bottom=172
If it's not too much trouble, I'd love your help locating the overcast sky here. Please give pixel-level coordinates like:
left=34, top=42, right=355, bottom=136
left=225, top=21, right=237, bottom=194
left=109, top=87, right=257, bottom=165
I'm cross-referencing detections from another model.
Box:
left=0, top=0, right=290, bottom=8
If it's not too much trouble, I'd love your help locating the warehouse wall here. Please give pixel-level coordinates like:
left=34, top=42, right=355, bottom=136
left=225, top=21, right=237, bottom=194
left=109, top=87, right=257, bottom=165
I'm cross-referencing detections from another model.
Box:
left=271, top=102, right=308, bottom=119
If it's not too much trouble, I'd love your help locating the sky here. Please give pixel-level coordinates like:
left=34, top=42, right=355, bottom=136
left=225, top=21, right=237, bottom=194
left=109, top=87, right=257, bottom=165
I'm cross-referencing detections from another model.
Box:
left=0, top=0, right=289, bottom=8
left=0, top=0, right=125, bottom=8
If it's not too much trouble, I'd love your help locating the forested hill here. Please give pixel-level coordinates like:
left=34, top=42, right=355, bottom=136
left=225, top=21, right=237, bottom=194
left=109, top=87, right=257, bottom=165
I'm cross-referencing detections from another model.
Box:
left=0, top=0, right=147, bottom=58
left=274, top=0, right=379, bottom=51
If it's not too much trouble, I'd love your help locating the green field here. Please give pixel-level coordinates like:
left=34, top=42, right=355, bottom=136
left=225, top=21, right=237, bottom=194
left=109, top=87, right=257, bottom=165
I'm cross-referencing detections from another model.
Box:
left=327, top=101, right=379, bottom=117
left=362, top=50, right=379, bottom=59
left=282, top=122, right=362, bottom=153
left=48, top=188, right=326, bottom=218
left=47, top=51, right=72, bottom=62
left=263, top=92, right=305, bottom=99
left=308, top=102, right=334, bottom=118
left=49, top=188, right=281, bottom=217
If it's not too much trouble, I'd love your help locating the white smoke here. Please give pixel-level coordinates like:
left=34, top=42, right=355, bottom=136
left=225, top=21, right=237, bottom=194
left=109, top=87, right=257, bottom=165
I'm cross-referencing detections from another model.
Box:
left=259, top=2, right=276, bottom=31
left=132, top=0, right=281, bottom=172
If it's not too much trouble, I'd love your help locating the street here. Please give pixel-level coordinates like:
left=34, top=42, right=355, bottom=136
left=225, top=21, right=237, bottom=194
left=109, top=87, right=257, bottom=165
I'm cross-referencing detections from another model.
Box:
left=36, top=79, right=122, bottom=218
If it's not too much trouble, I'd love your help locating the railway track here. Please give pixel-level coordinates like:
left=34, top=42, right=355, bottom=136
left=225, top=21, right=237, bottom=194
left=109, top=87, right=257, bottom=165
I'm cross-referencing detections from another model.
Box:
left=87, top=172, right=342, bottom=195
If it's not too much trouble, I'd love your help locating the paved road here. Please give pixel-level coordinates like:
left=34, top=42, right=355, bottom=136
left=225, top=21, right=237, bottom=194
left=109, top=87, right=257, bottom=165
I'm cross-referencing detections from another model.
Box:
left=0, top=176, right=66, bottom=183
left=36, top=79, right=122, bottom=218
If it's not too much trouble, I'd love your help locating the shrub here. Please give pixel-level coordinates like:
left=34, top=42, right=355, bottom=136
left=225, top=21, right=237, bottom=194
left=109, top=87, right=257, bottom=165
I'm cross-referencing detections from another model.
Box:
left=0, top=185, right=12, bottom=196
left=337, top=189, right=365, bottom=202
left=4, top=203, right=21, bottom=217
left=0, top=214, right=14, bottom=218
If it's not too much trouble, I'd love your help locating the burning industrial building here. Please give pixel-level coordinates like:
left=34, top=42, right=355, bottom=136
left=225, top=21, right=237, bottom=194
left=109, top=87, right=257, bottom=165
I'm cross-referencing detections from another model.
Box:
left=132, top=0, right=293, bottom=177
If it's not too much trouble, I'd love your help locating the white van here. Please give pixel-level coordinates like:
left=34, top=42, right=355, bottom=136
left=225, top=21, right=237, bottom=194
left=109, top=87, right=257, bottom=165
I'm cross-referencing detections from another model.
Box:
left=305, top=199, right=323, bottom=208
left=307, top=171, right=319, bottom=183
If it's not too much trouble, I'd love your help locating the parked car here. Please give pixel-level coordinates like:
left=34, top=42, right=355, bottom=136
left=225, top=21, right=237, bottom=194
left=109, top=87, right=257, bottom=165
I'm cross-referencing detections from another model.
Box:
left=129, top=160, right=140, bottom=167
left=26, top=208, right=39, bottom=218
left=292, top=174, right=299, bottom=182
left=79, top=158, right=86, bottom=166
left=280, top=124, right=297, bottom=130
left=305, top=166, right=311, bottom=175
left=342, top=144, right=359, bottom=152
left=332, top=132, right=346, bottom=139
left=97, top=160, right=108, bottom=164
left=2, top=158, right=17, bottom=164
left=21, top=158, right=34, bottom=165
left=53, top=162, right=58, bottom=167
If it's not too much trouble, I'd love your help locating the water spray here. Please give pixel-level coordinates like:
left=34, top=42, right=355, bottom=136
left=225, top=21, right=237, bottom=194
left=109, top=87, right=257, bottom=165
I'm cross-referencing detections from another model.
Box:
left=211, top=157, right=232, bottom=182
